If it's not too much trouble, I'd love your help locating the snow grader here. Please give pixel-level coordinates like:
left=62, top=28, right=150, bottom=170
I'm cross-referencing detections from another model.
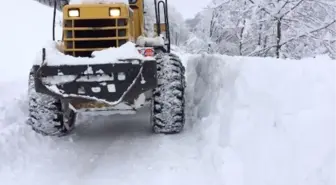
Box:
left=28, top=0, right=186, bottom=136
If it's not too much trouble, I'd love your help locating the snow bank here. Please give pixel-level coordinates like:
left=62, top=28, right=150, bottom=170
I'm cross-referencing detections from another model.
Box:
left=34, top=41, right=153, bottom=66
left=136, top=35, right=165, bottom=47
left=69, top=0, right=129, bottom=4
left=186, top=54, right=335, bottom=185
left=0, top=0, right=62, bottom=82
left=92, top=41, right=148, bottom=61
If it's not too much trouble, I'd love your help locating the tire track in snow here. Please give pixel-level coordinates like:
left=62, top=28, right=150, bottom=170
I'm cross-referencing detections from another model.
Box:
left=68, top=110, right=154, bottom=179
left=0, top=87, right=223, bottom=185
left=65, top=108, right=223, bottom=185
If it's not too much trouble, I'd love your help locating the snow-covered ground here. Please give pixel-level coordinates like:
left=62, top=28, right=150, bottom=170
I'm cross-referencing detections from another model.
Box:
left=0, top=1, right=335, bottom=185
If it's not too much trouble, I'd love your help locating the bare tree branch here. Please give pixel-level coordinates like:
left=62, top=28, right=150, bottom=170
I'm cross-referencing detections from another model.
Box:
left=280, top=0, right=306, bottom=18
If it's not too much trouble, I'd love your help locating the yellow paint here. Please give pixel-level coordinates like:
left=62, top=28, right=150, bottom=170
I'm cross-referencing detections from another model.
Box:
left=60, top=1, right=145, bottom=56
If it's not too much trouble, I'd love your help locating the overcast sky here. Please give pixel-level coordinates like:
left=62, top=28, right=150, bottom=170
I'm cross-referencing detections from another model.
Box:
left=167, top=0, right=212, bottom=19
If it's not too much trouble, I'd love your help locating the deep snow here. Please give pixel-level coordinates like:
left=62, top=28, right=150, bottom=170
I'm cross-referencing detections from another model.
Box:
left=186, top=54, right=335, bottom=185
left=0, top=0, right=62, bottom=82
left=0, top=1, right=335, bottom=185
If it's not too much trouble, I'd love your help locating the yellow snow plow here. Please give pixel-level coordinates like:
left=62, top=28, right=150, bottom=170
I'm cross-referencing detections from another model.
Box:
left=27, top=0, right=186, bottom=136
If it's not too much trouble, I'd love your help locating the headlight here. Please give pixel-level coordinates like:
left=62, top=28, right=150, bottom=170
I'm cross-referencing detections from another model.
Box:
left=68, top=9, right=79, bottom=17
left=109, top=8, right=121, bottom=17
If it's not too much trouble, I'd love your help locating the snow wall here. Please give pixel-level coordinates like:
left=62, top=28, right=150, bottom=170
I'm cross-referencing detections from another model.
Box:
left=0, top=0, right=60, bottom=133
left=0, top=0, right=62, bottom=82
left=185, top=54, right=335, bottom=185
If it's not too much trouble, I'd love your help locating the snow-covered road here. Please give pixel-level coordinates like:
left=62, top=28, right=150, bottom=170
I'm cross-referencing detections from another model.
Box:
left=0, top=1, right=334, bottom=185
left=0, top=100, right=221, bottom=185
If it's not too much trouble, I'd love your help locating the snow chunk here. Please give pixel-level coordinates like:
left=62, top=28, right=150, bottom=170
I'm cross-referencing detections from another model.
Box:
left=134, top=93, right=145, bottom=108
left=34, top=41, right=153, bottom=66
left=107, top=84, right=116, bottom=92
left=69, top=0, right=129, bottom=4
left=91, top=87, right=101, bottom=93
left=83, top=66, right=94, bottom=74
left=91, top=41, right=144, bottom=60
left=136, top=35, right=165, bottom=47
left=117, top=72, right=126, bottom=81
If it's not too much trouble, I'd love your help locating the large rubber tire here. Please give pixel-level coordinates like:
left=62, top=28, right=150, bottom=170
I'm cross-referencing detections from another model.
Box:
left=27, top=70, right=76, bottom=136
left=151, top=53, right=186, bottom=134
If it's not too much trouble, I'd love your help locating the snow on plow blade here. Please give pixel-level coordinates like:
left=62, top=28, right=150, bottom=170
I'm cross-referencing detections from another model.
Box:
left=33, top=58, right=157, bottom=105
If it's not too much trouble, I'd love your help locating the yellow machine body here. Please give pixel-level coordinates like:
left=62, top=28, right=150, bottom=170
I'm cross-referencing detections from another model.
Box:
left=61, top=0, right=145, bottom=57
left=28, top=0, right=184, bottom=136
left=154, top=23, right=166, bottom=33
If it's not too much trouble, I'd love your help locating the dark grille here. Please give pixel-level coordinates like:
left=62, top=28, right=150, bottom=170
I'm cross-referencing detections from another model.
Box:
left=74, top=19, right=116, bottom=27
left=75, top=40, right=117, bottom=49
left=64, top=19, right=127, bottom=28
left=65, top=51, right=93, bottom=57
left=65, top=29, right=127, bottom=38
left=64, top=18, right=128, bottom=57
left=75, top=30, right=116, bottom=38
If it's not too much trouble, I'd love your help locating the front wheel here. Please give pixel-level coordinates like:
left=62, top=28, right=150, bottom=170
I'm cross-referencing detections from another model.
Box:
left=151, top=53, right=186, bottom=134
left=27, top=70, right=76, bottom=136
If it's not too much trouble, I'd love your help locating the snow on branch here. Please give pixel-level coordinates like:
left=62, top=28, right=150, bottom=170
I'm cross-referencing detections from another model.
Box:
left=248, top=20, right=336, bottom=56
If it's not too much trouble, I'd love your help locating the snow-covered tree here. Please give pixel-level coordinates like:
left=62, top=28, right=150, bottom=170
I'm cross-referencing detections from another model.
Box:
left=247, top=0, right=336, bottom=59
left=35, top=0, right=68, bottom=10
left=187, top=0, right=336, bottom=59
